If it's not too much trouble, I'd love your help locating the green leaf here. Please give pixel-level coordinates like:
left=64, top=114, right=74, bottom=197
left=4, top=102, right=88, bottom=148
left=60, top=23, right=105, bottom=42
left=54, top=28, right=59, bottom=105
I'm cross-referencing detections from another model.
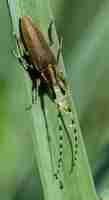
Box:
left=7, top=0, right=99, bottom=200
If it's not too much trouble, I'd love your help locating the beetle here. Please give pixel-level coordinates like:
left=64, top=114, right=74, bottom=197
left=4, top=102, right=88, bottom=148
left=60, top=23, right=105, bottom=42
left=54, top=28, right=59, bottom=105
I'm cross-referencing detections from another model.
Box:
left=14, top=16, right=67, bottom=104
left=13, top=16, right=78, bottom=188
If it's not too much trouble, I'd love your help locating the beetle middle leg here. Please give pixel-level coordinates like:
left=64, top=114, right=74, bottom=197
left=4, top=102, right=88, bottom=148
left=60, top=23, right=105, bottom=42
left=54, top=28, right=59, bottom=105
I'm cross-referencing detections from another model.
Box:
left=12, top=49, right=26, bottom=68
left=13, top=34, right=30, bottom=71
left=13, top=34, right=41, bottom=107
left=56, top=36, right=63, bottom=65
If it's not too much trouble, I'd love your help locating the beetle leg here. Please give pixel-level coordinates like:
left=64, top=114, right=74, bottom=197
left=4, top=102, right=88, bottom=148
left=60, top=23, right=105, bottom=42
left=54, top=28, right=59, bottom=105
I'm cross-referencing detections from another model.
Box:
left=32, top=80, right=36, bottom=104
left=56, top=71, right=67, bottom=95
left=49, top=86, right=56, bottom=100
left=58, top=71, right=67, bottom=87
left=14, top=34, right=30, bottom=71
left=25, top=79, right=38, bottom=111
left=35, top=79, right=40, bottom=103
left=48, top=20, right=63, bottom=64
left=12, top=49, right=28, bottom=71
left=48, top=20, right=55, bottom=46
left=32, top=83, right=35, bottom=104
left=56, top=37, right=63, bottom=64
left=16, top=36, right=30, bottom=61
left=14, top=34, right=24, bottom=57
left=31, top=79, right=40, bottom=104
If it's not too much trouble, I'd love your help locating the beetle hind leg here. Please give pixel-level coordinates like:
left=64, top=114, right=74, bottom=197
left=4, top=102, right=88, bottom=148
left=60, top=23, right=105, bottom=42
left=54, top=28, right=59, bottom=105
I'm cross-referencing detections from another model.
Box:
left=25, top=79, right=38, bottom=111
left=55, top=71, right=67, bottom=96
left=32, top=80, right=36, bottom=104
left=32, top=79, right=40, bottom=104
left=35, top=79, right=40, bottom=103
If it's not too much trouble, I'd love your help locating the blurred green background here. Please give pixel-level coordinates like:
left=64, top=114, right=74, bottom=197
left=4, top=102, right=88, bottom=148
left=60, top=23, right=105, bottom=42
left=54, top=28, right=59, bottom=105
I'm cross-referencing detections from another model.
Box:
left=0, top=0, right=109, bottom=199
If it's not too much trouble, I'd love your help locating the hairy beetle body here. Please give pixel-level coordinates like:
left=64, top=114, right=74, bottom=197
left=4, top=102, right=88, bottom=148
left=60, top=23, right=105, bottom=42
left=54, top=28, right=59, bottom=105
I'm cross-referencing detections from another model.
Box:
left=19, top=16, right=58, bottom=87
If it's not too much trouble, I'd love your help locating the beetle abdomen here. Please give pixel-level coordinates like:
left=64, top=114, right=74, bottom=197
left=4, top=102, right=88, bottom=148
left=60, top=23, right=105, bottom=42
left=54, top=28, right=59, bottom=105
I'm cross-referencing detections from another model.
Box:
left=19, top=16, right=56, bottom=70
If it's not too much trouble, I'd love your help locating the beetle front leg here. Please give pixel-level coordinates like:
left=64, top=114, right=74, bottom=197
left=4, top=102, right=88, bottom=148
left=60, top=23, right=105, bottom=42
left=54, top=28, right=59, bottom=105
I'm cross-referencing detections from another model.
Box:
left=48, top=20, right=55, bottom=46
left=48, top=20, right=63, bottom=64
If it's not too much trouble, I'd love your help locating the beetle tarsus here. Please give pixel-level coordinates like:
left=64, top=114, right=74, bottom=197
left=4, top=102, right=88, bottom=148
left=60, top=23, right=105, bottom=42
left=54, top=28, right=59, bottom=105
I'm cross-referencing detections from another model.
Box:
left=25, top=104, right=32, bottom=111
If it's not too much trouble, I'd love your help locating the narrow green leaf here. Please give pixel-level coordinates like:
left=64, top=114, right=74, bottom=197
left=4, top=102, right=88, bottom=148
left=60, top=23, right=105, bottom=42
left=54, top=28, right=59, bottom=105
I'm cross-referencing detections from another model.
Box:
left=7, top=0, right=99, bottom=200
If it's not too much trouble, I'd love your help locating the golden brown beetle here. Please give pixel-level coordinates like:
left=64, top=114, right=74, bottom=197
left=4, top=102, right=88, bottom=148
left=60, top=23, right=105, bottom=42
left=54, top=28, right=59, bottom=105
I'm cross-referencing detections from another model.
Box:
left=14, top=16, right=66, bottom=103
